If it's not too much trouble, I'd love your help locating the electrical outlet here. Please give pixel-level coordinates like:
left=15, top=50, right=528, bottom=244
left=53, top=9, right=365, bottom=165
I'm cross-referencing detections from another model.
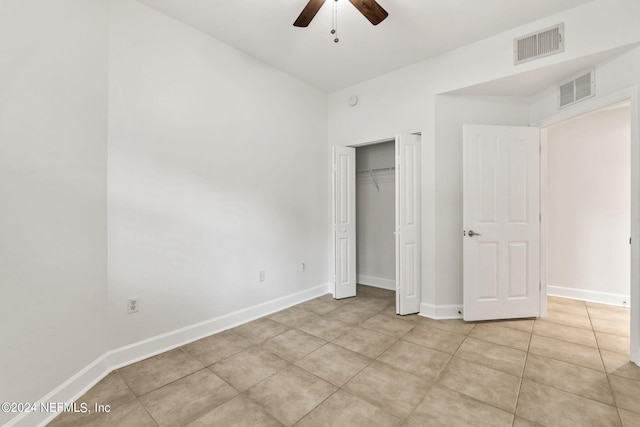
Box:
left=128, top=298, right=139, bottom=314
left=259, top=271, right=265, bottom=282
left=300, top=262, right=306, bottom=272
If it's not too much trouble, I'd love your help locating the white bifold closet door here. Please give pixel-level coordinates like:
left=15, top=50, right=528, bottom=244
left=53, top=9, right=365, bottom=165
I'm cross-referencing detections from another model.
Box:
left=395, top=134, right=421, bottom=315
left=332, top=146, right=356, bottom=299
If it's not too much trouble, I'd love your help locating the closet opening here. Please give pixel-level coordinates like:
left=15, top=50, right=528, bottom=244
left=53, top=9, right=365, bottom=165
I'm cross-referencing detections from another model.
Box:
left=332, top=133, right=421, bottom=314
left=355, top=141, right=396, bottom=296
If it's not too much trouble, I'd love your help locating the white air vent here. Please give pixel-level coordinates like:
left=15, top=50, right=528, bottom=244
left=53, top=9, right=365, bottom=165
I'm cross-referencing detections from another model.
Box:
left=559, top=69, right=595, bottom=108
left=514, top=23, right=564, bottom=65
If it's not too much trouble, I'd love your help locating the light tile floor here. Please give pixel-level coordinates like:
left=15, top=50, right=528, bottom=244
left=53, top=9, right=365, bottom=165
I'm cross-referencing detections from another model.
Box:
left=48, top=285, right=640, bottom=426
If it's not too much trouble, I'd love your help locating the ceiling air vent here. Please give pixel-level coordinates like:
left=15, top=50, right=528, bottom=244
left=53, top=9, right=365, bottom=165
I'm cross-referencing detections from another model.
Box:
left=559, top=69, right=595, bottom=109
left=514, top=23, right=564, bottom=65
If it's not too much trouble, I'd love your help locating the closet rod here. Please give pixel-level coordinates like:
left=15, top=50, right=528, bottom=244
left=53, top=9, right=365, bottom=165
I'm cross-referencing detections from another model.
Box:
left=356, top=166, right=395, bottom=174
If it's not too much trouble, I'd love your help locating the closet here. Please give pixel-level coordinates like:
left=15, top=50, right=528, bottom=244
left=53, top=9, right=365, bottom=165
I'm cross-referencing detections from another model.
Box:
left=355, top=141, right=396, bottom=291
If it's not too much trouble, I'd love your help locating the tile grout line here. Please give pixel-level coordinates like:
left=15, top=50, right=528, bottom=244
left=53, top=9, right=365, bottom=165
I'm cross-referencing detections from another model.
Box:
left=588, top=301, right=626, bottom=427
left=539, top=300, right=639, bottom=413
left=136, top=395, right=160, bottom=427
left=367, top=319, right=425, bottom=423
left=132, top=364, right=213, bottom=399
left=294, top=296, right=402, bottom=425
left=106, top=371, right=144, bottom=425
left=243, top=294, right=398, bottom=426
left=521, top=302, right=629, bottom=419
left=335, top=297, right=411, bottom=420
left=239, top=380, right=290, bottom=425
left=520, top=314, right=633, bottom=415
left=402, top=322, right=475, bottom=424
left=510, top=316, right=534, bottom=427
left=233, top=345, right=332, bottom=426
left=112, top=371, right=159, bottom=427
left=290, top=388, right=342, bottom=426
left=525, top=331, right=614, bottom=372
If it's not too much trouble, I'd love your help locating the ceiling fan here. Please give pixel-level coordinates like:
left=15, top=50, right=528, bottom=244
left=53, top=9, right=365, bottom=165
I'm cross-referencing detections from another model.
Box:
left=293, top=0, right=388, bottom=28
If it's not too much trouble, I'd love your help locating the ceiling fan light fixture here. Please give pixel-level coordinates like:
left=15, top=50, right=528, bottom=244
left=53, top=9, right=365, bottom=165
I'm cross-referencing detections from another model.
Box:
left=293, top=0, right=388, bottom=43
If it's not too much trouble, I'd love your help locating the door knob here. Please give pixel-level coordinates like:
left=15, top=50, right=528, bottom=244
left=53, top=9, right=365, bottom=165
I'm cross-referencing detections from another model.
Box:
left=468, top=230, right=482, bottom=237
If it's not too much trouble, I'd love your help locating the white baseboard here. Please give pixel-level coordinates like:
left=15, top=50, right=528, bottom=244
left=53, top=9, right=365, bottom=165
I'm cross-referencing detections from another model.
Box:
left=419, top=302, right=463, bottom=320
left=357, top=275, right=395, bottom=291
left=7, top=283, right=330, bottom=427
left=547, top=285, right=630, bottom=308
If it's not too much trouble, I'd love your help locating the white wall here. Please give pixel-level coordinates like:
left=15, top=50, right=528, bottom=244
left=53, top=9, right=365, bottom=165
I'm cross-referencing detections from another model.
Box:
left=530, top=46, right=640, bottom=123
left=547, top=106, right=631, bottom=302
left=328, top=0, right=640, bottom=315
left=0, top=1, right=109, bottom=425
left=108, top=0, right=329, bottom=348
left=356, top=142, right=395, bottom=288
left=1, top=1, right=329, bottom=423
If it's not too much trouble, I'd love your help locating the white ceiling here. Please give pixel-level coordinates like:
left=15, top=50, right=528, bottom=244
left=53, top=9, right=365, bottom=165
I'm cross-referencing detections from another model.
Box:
left=139, top=0, right=598, bottom=93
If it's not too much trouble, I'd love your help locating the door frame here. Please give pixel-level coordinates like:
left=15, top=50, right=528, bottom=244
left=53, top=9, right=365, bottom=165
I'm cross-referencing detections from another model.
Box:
left=533, top=86, right=640, bottom=364
left=350, top=136, right=395, bottom=291
left=330, top=137, right=395, bottom=299
left=341, top=133, right=423, bottom=313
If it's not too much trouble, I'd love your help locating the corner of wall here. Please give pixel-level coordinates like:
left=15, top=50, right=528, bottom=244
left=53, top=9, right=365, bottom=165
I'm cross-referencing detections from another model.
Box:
left=8, top=283, right=330, bottom=427
left=419, top=302, right=463, bottom=320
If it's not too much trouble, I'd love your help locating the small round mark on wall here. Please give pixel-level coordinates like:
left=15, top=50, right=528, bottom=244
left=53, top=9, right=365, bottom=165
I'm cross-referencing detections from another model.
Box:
left=347, top=95, right=358, bottom=107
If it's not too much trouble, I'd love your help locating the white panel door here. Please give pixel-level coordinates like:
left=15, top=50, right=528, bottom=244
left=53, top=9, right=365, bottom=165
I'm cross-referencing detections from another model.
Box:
left=463, top=125, right=540, bottom=321
left=333, top=146, right=356, bottom=299
left=396, top=134, right=421, bottom=315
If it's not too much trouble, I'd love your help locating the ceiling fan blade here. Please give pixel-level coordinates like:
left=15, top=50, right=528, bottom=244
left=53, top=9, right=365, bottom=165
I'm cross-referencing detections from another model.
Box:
left=348, top=0, right=388, bottom=25
left=293, top=0, right=327, bottom=27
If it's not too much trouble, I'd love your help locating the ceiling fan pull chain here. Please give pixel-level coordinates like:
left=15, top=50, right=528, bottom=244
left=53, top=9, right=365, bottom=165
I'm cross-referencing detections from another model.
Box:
left=332, top=0, right=339, bottom=43
left=293, top=0, right=387, bottom=29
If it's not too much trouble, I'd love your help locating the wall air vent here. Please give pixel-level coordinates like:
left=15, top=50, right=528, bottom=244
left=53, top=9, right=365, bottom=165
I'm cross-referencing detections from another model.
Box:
left=559, top=69, right=595, bottom=109
left=514, top=23, right=564, bottom=65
